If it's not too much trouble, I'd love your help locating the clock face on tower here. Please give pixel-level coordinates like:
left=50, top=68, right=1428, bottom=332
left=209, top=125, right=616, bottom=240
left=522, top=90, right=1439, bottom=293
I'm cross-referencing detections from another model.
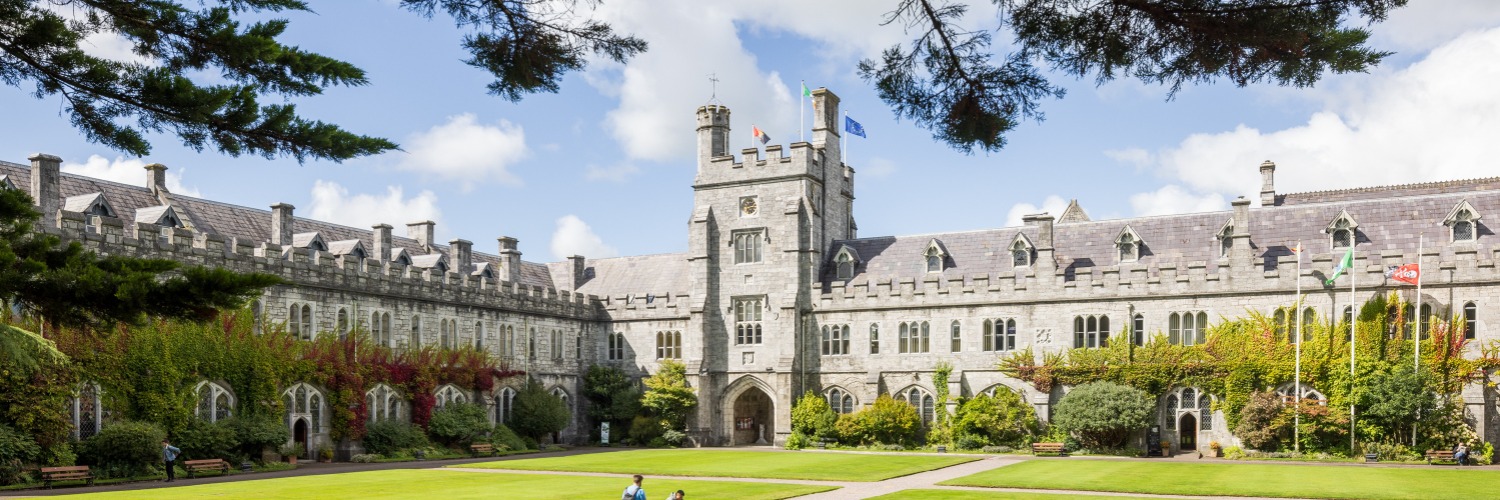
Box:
left=741, top=197, right=758, bottom=216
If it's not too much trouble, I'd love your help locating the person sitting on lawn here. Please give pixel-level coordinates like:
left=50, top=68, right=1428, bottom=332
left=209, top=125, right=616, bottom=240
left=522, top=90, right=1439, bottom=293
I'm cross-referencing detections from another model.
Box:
left=666, top=490, right=684, bottom=500
left=1455, top=442, right=1470, bottom=466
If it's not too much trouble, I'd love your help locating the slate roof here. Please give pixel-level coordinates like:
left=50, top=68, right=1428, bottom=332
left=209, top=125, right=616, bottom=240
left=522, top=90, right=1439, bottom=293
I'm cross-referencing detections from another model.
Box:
left=0, top=160, right=557, bottom=289
left=545, top=253, right=690, bottom=296
left=828, top=188, right=1500, bottom=285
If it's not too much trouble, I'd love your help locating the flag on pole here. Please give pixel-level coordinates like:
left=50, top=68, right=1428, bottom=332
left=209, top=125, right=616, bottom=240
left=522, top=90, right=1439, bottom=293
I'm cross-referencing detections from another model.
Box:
left=801, top=82, right=812, bottom=98
left=752, top=125, right=771, bottom=145
left=844, top=116, right=866, bottom=138
left=1385, top=263, right=1420, bottom=285
left=1326, top=246, right=1354, bottom=285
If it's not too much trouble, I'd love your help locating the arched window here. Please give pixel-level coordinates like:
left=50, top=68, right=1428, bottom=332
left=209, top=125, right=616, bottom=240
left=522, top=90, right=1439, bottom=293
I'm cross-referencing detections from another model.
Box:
left=1198, top=394, right=1213, bottom=430
left=550, top=387, right=571, bottom=410
left=1168, top=312, right=1208, bottom=346
left=336, top=308, right=348, bottom=337
left=902, top=387, right=935, bottom=425
left=1011, top=236, right=1032, bottom=268
left=1272, top=308, right=1288, bottom=341
left=608, top=332, right=626, bottom=361
left=379, top=312, right=391, bottom=346
left=1073, top=315, right=1109, bottom=348
left=1342, top=306, right=1353, bottom=326
left=1164, top=387, right=1213, bottom=434
left=300, top=304, right=312, bottom=339
left=1276, top=383, right=1327, bottom=406
left=898, top=322, right=910, bottom=354
left=289, top=303, right=301, bottom=338
left=552, top=329, right=565, bottom=361
left=950, top=320, right=962, bottom=352
left=869, top=324, right=880, bottom=354
left=475, top=321, right=486, bottom=350
left=366, top=384, right=405, bottom=423
left=825, top=388, right=856, bottom=414
left=1298, top=307, right=1315, bottom=343
left=925, top=248, right=942, bottom=273
left=1165, top=394, right=1178, bottom=430
left=835, top=248, right=855, bottom=280
left=529, top=327, right=538, bottom=360
left=70, top=382, right=104, bottom=440
left=434, top=385, right=468, bottom=411
left=1465, top=302, right=1478, bottom=340
left=1327, top=210, right=1357, bottom=249
left=821, top=325, right=850, bottom=356
left=496, top=387, right=516, bottom=424
left=656, top=331, right=682, bottom=360
left=1116, top=226, right=1142, bottom=263
left=439, top=319, right=454, bottom=349
left=1445, top=201, right=1480, bottom=243
left=194, top=381, right=234, bottom=422
left=1217, top=222, right=1234, bottom=258
left=409, top=315, right=422, bottom=348
left=284, top=383, right=325, bottom=432
left=1131, top=314, right=1145, bottom=346
left=982, top=319, right=1017, bottom=352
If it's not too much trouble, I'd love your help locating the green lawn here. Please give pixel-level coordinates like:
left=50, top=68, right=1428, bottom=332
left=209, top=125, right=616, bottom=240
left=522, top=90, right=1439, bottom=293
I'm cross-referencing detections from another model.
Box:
left=870, top=489, right=1158, bottom=500
left=942, top=460, right=1500, bottom=499
left=60, top=469, right=833, bottom=499
left=462, top=449, right=977, bottom=481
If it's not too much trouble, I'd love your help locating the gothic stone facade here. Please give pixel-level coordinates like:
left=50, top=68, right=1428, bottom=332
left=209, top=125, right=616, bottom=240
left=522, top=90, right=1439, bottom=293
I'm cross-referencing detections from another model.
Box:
left=11, top=89, right=1498, bottom=454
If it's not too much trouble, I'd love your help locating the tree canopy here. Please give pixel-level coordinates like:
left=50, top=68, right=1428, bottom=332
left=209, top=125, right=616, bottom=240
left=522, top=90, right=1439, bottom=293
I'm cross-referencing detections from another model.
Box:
left=1, top=0, right=1404, bottom=158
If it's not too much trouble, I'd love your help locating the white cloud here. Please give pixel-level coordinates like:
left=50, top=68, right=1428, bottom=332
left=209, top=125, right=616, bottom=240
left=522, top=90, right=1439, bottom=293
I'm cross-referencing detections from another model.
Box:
left=550, top=215, right=618, bottom=260
left=1119, top=27, right=1500, bottom=203
left=307, top=181, right=441, bottom=230
left=391, top=113, right=528, bottom=189
left=1129, top=185, right=1226, bottom=217
left=861, top=157, right=898, bottom=179
left=587, top=0, right=902, bottom=162
left=61, top=155, right=200, bottom=197
left=584, top=163, right=641, bottom=182
left=1371, top=0, right=1500, bottom=53
left=1004, top=195, right=1070, bottom=227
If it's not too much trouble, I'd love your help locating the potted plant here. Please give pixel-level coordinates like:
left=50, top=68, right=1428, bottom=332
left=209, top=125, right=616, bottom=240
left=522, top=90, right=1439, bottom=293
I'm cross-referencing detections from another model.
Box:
left=279, top=443, right=305, bottom=465
left=318, top=445, right=334, bottom=463
left=1207, top=441, right=1222, bottom=458
left=1160, top=440, right=1172, bottom=457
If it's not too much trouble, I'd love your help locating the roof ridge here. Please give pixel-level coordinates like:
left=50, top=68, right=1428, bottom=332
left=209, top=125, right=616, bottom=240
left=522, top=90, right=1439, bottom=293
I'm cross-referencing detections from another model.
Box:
left=1282, top=176, right=1500, bottom=198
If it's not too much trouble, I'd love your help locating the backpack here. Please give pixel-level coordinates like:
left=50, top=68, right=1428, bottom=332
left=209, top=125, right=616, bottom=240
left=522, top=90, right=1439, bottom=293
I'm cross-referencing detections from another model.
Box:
left=622, top=485, right=645, bottom=500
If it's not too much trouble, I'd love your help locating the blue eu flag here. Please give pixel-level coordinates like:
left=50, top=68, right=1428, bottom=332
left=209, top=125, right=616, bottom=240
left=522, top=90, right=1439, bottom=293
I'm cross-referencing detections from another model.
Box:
left=844, top=116, right=866, bottom=138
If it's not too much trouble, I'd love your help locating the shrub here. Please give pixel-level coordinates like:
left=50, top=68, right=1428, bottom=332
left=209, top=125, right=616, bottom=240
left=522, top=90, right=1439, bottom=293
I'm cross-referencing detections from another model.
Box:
left=225, top=414, right=289, bottom=460
left=785, top=430, right=811, bottom=450
left=848, top=395, right=921, bottom=446
left=834, top=413, right=862, bottom=444
left=583, top=365, right=642, bottom=436
left=791, top=391, right=838, bottom=440
left=1052, top=382, right=1153, bottom=449
left=881, top=444, right=906, bottom=451
left=661, top=429, right=686, bottom=447
left=491, top=424, right=530, bottom=451
left=511, top=378, right=571, bottom=444
left=954, top=434, right=987, bottom=451
left=628, top=415, right=664, bottom=444
left=426, top=402, right=491, bottom=447
left=362, top=420, right=429, bottom=456
left=647, top=436, right=668, bottom=448
left=349, top=453, right=380, bottom=463
left=79, top=421, right=166, bottom=478
left=980, top=445, right=1013, bottom=454
left=0, top=423, right=41, bottom=485
left=175, top=418, right=240, bottom=461
left=1234, top=391, right=1287, bottom=450
left=1223, top=445, right=1246, bottom=460
left=953, top=390, right=1038, bottom=448
left=521, top=436, right=539, bottom=450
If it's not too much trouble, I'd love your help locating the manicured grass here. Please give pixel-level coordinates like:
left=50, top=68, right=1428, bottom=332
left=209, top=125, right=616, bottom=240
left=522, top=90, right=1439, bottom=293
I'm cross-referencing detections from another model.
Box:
left=462, top=449, right=977, bottom=481
left=942, top=459, right=1500, bottom=500
left=64, top=469, right=834, bottom=499
left=870, top=489, right=1157, bottom=500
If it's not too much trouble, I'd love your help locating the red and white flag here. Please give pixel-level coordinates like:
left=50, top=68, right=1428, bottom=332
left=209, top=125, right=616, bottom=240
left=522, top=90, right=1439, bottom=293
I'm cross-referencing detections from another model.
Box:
left=1385, top=263, right=1419, bottom=285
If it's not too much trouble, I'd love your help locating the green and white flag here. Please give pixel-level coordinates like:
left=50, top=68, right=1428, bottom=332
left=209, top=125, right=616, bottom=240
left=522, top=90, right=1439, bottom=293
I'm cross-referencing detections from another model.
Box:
left=802, top=81, right=812, bottom=98
left=1326, top=246, right=1354, bottom=285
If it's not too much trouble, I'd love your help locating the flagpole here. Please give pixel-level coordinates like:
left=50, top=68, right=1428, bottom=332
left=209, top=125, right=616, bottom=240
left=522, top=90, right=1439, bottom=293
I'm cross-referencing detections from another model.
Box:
left=1414, top=233, right=1422, bottom=447
left=800, top=80, right=806, bottom=143
left=842, top=111, right=848, bottom=166
left=1294, top=242, right=1302, bottom=453
left=1350, top=244, right=1357, bottom=453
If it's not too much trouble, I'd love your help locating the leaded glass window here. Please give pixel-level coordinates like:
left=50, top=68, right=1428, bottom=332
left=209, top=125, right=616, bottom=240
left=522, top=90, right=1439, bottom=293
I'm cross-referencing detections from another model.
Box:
left=1198, top=395, right=1213, bottom=431
left=1165, top=395, right=1178, bottom=430
left=194, top=381, right=234, bottom=422
left=735, top=298, right=764, bottom=345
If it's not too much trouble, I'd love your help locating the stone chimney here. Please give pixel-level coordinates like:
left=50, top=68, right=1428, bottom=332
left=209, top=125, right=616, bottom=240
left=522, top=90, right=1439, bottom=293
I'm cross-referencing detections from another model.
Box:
left=270, top=203, right=294, bottom=246
left=564, top=255, right=587, bottom=290
left=1022, top=213, right=1057, bottom=278
left=372, top=224, right=392, bottom=262
left=497, top=236, right=522, bottom=284
left=696, top=105, right=731, bottom=165
left=1230, top=197, right=1253, bottom=272
left=448, top=238, right=473, bottom=275
left=1259, top=160, right=1277, bottom=207
left=810, top=88, right=842, bottom=163
left=144, top=163, right=168, bottom=195
left=407, top=220, right=435, bottom=252
left=28, top=153, right=61, bottom=227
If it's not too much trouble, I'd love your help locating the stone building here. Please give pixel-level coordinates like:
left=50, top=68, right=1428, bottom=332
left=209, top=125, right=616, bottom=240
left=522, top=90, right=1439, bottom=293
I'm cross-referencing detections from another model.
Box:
left=9, top=89, right=1497, bottom=455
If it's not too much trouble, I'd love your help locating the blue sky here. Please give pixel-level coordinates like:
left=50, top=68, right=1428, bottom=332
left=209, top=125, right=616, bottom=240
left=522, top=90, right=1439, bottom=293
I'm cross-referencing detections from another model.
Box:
left=4, top=1, right=1500, bottom=262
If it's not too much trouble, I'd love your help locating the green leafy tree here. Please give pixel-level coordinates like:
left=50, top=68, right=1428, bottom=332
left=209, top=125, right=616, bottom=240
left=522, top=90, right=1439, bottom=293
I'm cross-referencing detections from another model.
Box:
left=77, top=420, right=165, bottom=478
left=0, top=0, right=643, bottom=160
left=1052, top=381, right=1153, bottom=449
left=953, top=390, right=1038, bottom=448
left=790, top=391, right=837, bottom=441
left=510, top=377, right=571, bottom=444
left=1359, top=368, right=1438, bottom=444
left=847, top=394, right=922, bottom=446
left=861, top=0, right=1406, bottom=153
left=1233, top=390, right=1288, bottom=450
left=640, top=359, right=696, bottom=431
left=582, top=364, right=641, bottom=436
left=425, top=402, right=491, bottom=447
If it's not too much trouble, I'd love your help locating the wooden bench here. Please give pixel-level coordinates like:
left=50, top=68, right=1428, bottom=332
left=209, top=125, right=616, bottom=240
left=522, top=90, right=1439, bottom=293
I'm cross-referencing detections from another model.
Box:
left=39, top=466, right=94, bottom=488
left=184, top=458, right=230, bottom=478
left=1031, top=442, right=1067, bottom=456
left=469, top=443, right=497, bottom=457
left=1426, top=450, right=1459, bottom=465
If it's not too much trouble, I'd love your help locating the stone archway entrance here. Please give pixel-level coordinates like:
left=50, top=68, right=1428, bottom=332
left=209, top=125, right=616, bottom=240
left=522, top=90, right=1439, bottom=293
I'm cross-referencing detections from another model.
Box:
left=292, top=418, right=309, bottom=458
left=1178, top=413, right=1197, bottom=450
left=731, top=386, right=773, bottom=446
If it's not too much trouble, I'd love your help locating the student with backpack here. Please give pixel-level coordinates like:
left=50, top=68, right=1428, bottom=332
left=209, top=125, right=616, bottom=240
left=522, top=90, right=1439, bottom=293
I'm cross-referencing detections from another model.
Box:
left=622, top=475, right=646, bottom=500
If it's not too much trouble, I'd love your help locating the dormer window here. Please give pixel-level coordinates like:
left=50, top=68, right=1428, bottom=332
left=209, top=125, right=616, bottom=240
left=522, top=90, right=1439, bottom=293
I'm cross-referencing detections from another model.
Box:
left=1217, top=219, right=1234, bottom=258
left=0, top=175, right=16, bottom=190
left=292, top=232, right=328, bottom=252
left=390, top=248, right=412, bottom=266
left=64, top=192, right=115, bottom=217
left=924, top=239, right=947, bottom=273
left=1444, top=200, right=1481, bottom=243
left=410, top=253, right=448, bottom=273
left=473, top=262, right=496, bottom=279
left=135, top=205, right=184, bottom=229
left=1115, top=225, right=1143, bottom=263
left=1010, top=234, right=1033, bottom=268
left=1326, top=210, right=1358, bottom=250
left=833, top=245, right=859, bottom=281
left=328, top=239, right=367, bottom=260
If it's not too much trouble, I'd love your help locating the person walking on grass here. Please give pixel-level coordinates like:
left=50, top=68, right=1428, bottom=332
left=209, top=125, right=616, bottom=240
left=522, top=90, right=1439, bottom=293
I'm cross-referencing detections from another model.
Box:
left=161, top=439, right=181, bottom=482
left=621, top=474, right=646, bottom=500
